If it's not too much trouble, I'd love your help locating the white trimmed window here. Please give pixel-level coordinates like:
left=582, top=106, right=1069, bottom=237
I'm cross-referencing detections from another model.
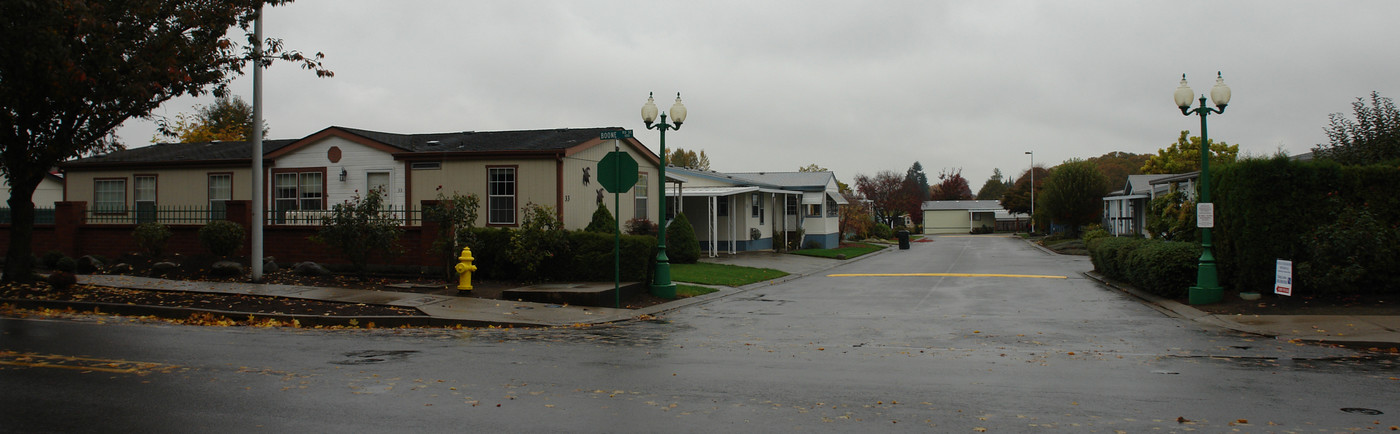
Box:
left=273, top=171, right=324, bottom=212
left=208, top=174, right=231, bottom=217
left=94, top=179, right=125, bottom=214
left=488, top=167, right=516, bottom=225
left=634, top=173, right=648, bottom=220
left=135, top=175, right=157, bottom=221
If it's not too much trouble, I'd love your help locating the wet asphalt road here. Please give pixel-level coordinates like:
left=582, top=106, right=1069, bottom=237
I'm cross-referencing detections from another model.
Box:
left=3, top=236, right=1398, bottom=432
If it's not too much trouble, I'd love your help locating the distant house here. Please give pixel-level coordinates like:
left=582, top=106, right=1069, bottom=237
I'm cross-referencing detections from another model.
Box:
left=1, top=172, right=64, bottom=224
left=1101, top=174, right=1174, bottom=237
left=666, top=168, right=848, bottom=254
left=58, top=126, right=662, bottom=229
left=2, top=172, right=64, bottom=207
left=921, top=200, right=1006, bottom=234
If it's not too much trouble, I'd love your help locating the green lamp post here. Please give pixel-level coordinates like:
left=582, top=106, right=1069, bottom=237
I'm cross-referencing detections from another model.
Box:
left=641, top=92, right=687, bottom=298
left=1174, top=72, right=1231, bottom=305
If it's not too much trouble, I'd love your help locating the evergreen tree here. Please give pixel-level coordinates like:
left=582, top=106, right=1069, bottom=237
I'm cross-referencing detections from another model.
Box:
left=665, top=212, right=701, bottom=264
left=585, top=203, right=617, bottom=233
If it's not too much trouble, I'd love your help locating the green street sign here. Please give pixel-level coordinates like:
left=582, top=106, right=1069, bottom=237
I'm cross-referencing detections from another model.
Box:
left=600, top=130, right=633, bottom=140
left=598, top=151, right=638, bottom=193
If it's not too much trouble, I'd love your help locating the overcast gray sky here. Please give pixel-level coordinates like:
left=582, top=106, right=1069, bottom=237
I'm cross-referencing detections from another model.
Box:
left=115, top=0, right=1400, bottom=189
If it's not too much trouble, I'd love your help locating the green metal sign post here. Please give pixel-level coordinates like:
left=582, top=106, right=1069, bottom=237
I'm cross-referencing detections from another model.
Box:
left=597, top=133, right=636, bottom=307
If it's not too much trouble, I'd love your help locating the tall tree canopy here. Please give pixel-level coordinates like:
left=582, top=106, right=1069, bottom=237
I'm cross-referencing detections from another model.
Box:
left=905, top=161, right=930, bottom=202
left=0, top=0, right=331, bottom=283
left=1000, top=166, right=1051, bottom=215
left=1140, top=130, right=1239, bottom=174
left=932, top=168, right=973, bottom=201
left=975, top=168, right=1011, bottom=200
left=1085, top=151, right=1149, bottom=189
left=1312, top=91, right=1400, bottom=165
left=1037, top=159, right=1109, bottom=236
left=666, top=147, right=710, bottom=171
left=155, top=95, right=267, bottom=143
left=854, top=170, right=919, bottom=227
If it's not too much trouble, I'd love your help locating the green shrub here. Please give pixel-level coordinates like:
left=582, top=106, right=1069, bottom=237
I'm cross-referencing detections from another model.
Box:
left=199, top=220, right=245, bottom=257
left=507, top=203, right=570, bottom=281
left=425, top=191, right=480, bottom=280
left=565, top=230, right=655, bottom=282
left=584, top=203, right=617, bottom=234
left=1081, top=228, right=1110, bottom=245
left=309, top=188, right=404, bottom=280
left=54, top=256, right=77, bottom=273
left=465, top=227, right=514, bottom=280
left=1295, top=205, right=1400, bottom=294
left=1089, top=237, right=1199, bottom=298
left=42, top=250, right=66, bottom=270
left=871, top=223, right=893, bottom=240
left=1088, top=236, right=1143, bottom=281
left=1126, top=241, right=1200, bottom=298
left=666, top=212, right=700, bottom=264
left=1145, top=190, right=1196, bottom=242
left=133, top=222, right=173, bottom=258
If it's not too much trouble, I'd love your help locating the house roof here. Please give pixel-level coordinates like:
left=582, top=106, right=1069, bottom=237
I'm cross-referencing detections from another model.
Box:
left=725, top=171, right=835, bottom=191
left=60, top=126, right=649, bottom=169
left=1119, top=174, right=1175, bottom=196
left=333, top=126, right=623, bottom=153
left=1147, top=171, right=1200, bottom=185
left=666, top=167, right=838, bottom=191
left=60, top=139, right=298, bottom=168
left=921, top=200, right=1006, bottom=211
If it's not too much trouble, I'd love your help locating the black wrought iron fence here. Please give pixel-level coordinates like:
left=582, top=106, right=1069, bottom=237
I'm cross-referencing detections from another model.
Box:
left=0, top=207, right=56, bottom=224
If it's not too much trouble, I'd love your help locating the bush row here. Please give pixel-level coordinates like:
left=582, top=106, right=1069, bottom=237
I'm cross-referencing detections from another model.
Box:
left=463, top=226, right=656, bottom=283
left=1088, top=237, right=1200, bottom=299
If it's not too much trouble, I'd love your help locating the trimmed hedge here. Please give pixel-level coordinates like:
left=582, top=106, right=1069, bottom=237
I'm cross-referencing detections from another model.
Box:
left=1089, top=237, right=1200, bottom=298
left=1214, top=156, right=1400, bottom=293
left=463, top=227, right=655, bottom=283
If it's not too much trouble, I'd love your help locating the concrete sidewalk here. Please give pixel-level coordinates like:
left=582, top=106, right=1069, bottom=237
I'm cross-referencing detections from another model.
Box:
left=61, top=249, right=870, bottom=328
left=1085, top=272, right=1400, bottom=348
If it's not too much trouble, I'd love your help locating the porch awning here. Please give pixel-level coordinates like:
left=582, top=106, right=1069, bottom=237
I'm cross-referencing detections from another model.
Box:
left=665, top=186, right=759, bottom=197
left=804, top=191, right=849, bottom=205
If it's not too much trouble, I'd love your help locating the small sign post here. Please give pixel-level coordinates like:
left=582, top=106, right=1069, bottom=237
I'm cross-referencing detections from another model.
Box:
left=1196, top=202, right=1214, bottom=228
left=1275, top=259, right=1293, bottom=296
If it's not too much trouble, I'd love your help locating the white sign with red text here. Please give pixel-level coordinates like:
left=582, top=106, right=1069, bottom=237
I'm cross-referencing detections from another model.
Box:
left=1275, top=259, right=1293, bottom=296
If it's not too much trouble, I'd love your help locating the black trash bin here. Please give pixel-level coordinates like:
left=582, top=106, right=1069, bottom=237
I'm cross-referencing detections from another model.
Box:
left=897, top=230, right=910, bottom=250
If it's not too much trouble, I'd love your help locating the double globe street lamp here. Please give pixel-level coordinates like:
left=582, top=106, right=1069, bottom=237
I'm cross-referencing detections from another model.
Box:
left=641, top=92, right=687, bottom=298
left=1174, top=72, right=1231, bottom=305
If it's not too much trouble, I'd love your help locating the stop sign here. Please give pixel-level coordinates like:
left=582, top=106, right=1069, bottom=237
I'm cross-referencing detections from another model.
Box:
left=597, top=151, right=638, bottom=193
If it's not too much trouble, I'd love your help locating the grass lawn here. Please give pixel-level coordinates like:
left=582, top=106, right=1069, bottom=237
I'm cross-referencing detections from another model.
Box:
left=670, top=263, right=789, bottom=287
left=791, top=242, right=886, bottom=259
left=676, top=284, right=719, bottom=298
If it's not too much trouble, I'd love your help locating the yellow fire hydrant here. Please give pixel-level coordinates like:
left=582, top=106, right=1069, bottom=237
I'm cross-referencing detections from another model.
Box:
left=454, top=246, right=477, bottom=291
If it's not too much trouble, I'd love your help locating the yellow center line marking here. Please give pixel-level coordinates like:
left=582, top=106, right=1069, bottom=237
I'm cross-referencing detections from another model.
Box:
left=0, top=350, right=178, bottom=375
left=828, top=273, right=1067, bottom=279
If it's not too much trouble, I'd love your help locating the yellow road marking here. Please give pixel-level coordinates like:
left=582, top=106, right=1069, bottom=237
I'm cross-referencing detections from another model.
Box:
left=0, top=350, right=178, bottom=375
left=935, top=235, right=1014, bottom=238
left=828, top=273, right=1067, bottom=279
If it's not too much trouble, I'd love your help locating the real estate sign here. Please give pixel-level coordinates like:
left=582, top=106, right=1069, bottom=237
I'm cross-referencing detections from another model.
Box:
left=1275, top=259, right=1293, bottom=296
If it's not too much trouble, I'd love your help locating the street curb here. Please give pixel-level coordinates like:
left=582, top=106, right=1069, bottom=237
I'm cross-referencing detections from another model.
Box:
left=0, top=298, right=535, bottom=329
left=1081, top=271, right=1400, bottom=348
